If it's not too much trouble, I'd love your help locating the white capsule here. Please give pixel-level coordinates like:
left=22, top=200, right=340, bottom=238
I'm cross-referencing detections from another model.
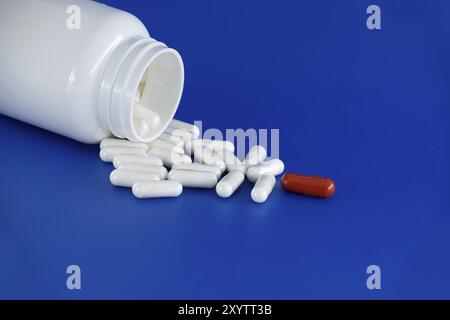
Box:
left=140, top=70, right=151, bottom=101
left=251, top=175, right=276, bottom=203
left=134, top=88, right=142, bottom=102
left=132, top=180, right=183, bottom=199
left=169, top=119, right=200, bottom=138
left=113, top=154, right=163, bottom=168
left=164, top=127, right=193, bottom=141
left=205, top=140, right=235, bottom=153
left=185, top=139, right=234, bottom=155
left=148, top=147, right=192, bottom=167
left=246, top=159, right=285, bottom=183
left=215, top=148, right=242, bottom=168
left=158, top=132, right=185, bottom=147
left=99, top=147, right=146, bottom=163
left=215, top=148, right=246, bottom=173
left=138, top=80, right=146, bottom=99
left=117, top=163, right=168, bottom=179
left=100, top=138, right=148, bottom=150
left=135, top=118, right=150, bottom=136
left=184, top=139, right=201, bottom=155
left=110, top=169, right=160, bottom=188
left=216, top=170, right=245, bottom=198
left=226, top=163, right=248, bottom=174
left=133, top=102, right=160, bottom=127
left=193, top=146, right=226, bottom=173
left=168, top=169, right=218, bottom=189
left=245, top=145, right=267, bottom=167
left=171, top=163, right=222, bottom=179
left=147, top=139, right=185, bottom=154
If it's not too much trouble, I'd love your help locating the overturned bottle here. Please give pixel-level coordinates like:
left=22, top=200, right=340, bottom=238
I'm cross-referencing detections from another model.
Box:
left=0, top=0, right=184, bottom=143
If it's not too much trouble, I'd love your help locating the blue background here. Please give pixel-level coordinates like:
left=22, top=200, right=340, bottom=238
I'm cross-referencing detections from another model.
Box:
left=1, top=0, right=450, bottom=299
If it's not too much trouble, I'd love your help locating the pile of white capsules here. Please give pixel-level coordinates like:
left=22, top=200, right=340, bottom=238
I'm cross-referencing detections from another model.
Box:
left=99, top=119, right=285, bottom=203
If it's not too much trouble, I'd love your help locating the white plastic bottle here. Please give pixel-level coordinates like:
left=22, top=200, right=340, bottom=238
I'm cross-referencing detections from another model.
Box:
left=0, top=0, right=184, bottom=143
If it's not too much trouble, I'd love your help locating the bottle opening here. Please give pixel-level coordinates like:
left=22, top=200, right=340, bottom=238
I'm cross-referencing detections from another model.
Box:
left=131, top=49, right=184, bottom=142
left=100, top=39, right=184, bottom=143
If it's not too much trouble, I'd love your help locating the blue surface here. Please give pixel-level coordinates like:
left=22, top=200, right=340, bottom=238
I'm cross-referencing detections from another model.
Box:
left=1, top=0, right=450, bottom=299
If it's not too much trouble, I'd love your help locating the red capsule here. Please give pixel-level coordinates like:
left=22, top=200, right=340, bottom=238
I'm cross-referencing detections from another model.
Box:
left=281, top=173, right=335, bottom=198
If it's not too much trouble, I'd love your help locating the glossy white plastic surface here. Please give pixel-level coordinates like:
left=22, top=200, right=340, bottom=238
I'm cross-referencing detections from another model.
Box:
left=99, top=147, right=146, bottom=162
left=113, top=154, right=163, bottom=168
left=168, top=170, right=218, bottom=189
left=148, top=147, right=192, bottom=167
left=110, top=169, right=160, bottom=187
left=100, top=138, right=148, bottom=150
left=245, top=146, right=267, bottom=167
left=246, top=159, right=285, bottom=183
left=0, top=0, right=184, bottom=143
left=251, top=175, right=276, bottom=203
left=132, top=180, right=183, bottom=198
left=216, top=170, right=245, bottom=198
left=117, top=163, right=168, bottom=179
left=171, top=163, right=222, bottom=179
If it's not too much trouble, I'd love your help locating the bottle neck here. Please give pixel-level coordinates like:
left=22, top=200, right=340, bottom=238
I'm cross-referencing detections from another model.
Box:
left=99, top=37, right=184, bottom=142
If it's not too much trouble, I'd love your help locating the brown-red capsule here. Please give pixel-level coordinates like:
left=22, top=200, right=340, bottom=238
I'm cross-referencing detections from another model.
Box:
left=281, top=173, right=335, bottom=198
